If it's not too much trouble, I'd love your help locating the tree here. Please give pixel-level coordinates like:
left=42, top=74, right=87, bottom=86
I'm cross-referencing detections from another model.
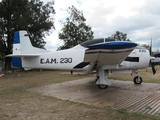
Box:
left=0, top=0, right=55, bottom=69
left=109, top=31, right=130, bottom=41
left=140, top=44, right=150, bottom=49
left=58, top=5, right=94, bottom=50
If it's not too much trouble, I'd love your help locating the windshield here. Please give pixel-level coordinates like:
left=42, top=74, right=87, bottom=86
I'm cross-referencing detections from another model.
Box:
left=80, top=38, right=115, bottom=47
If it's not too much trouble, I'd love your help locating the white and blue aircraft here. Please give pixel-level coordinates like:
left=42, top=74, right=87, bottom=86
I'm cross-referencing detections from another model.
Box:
left=7, top=30, right=160, bottom=89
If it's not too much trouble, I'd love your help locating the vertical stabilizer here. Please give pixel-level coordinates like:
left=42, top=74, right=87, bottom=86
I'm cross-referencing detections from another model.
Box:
left=11, top=30, right=50, bottom=68
left=13, top=31, right=21, bottom=55
left=13, top=30, right=50, bottom=55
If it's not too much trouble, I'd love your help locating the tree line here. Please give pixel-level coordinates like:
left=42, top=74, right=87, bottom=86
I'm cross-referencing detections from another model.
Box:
left=0, top=0, right=55, bottom=69
left=0, top=0, right=131, bottom=70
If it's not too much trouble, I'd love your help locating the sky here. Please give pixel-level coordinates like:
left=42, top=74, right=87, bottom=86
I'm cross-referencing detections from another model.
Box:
left=42, top=0, right=160, bottom=51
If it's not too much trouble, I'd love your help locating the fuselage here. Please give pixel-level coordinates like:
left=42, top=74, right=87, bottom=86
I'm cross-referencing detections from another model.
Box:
left=21, top=45, right=150, bottom=71
left=119, top=47, right=150, bottom=70
left=10, top=31, right=150, bottom=71
left=22, top=45, right=86, bottom=70
left=8, top=30, right=156, bottom=88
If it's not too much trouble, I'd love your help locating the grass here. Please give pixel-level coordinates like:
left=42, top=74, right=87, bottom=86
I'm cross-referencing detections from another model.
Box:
left=0, top=70, right=159, bottom=120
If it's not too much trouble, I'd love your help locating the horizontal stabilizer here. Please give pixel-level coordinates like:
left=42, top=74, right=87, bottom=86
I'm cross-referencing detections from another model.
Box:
left=151, top=58, right=160, bottom=63
left=150, top=57, right=160, bottom=75
left=6, top=54, right=40, bottom=57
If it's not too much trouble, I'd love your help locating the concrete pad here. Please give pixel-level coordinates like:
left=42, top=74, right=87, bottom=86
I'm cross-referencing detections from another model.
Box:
left=28, top=78, right=160, bottom=116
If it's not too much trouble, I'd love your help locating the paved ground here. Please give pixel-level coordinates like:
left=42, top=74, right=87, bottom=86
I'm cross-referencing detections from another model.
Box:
left=28, top=78, right=160, bottom=116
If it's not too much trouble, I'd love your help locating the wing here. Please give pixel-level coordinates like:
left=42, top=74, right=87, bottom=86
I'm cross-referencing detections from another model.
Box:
left=84, top=41, right=137, bottom=68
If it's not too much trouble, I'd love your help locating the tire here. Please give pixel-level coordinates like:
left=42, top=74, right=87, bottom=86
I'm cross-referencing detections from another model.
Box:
left=133, top=76, right=142, bottom=84
left=98, top=84, right=108, bottom=89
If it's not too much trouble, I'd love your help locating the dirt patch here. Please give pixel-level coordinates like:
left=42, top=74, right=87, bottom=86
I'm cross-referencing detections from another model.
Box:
left=0, top=70, right=159, bottom=120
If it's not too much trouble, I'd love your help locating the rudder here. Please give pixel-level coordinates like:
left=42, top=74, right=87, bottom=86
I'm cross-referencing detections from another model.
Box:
left=12, top=31, right=22, bottom=68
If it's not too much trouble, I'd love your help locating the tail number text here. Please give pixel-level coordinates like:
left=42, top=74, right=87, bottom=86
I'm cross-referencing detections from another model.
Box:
left=40, top=58, right=72, bottom=64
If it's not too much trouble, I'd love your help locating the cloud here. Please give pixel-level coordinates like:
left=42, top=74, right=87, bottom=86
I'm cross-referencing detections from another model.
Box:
left=43, top=0, right=160, bottom=51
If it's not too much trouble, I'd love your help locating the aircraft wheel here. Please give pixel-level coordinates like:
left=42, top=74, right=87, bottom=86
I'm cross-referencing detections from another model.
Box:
left=98, top=84, right=108, bottom=89
left=133, top=76, right=142, bottom=84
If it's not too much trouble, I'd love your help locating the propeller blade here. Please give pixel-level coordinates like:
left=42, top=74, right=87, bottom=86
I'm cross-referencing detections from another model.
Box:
left=151, top=63, right=156, bottom=75
left=149, top=38, right=152, bottom=56
left=150, top=57, right=160, bottom=74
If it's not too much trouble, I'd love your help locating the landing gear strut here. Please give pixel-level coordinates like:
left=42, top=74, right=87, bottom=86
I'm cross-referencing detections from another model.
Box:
left=96, top=67, right=111, bottom=89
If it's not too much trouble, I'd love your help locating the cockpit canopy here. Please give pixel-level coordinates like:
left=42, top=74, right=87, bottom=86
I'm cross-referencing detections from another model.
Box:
left=80, top=38, right=115, bottom=48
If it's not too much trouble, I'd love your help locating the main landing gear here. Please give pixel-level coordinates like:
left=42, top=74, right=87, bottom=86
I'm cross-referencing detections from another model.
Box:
left=95, top=67, right=111, bottom=89
left=98, top=84, right=108, bottom=89
left=95, top=76, right=108, bottom=89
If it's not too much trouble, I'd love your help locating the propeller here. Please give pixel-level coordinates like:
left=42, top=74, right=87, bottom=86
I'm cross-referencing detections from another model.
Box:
left=149, top=38, right=156, bottom=75
left=151, top=63, right=156, bottom=75
left=149, top=38, right=152, bottom=56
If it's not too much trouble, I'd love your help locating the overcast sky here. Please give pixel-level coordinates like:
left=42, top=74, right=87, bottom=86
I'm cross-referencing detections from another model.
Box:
left=42, top=0, right=160, bottom=51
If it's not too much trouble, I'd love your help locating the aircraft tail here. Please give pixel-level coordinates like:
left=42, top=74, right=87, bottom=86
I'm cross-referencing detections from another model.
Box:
left=13, top=30, right=49, bottom=55
left=8, top=30, right=50, bottom=68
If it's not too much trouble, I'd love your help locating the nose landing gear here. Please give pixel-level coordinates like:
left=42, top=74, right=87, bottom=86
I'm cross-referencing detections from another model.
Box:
left=132, top=70, right=143, bottom=84
left=133, top=76, right=143, bottom=84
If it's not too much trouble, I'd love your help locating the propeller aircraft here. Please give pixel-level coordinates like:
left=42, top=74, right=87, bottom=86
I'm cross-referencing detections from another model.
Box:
left=7, top=30, right=160, bottom=89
